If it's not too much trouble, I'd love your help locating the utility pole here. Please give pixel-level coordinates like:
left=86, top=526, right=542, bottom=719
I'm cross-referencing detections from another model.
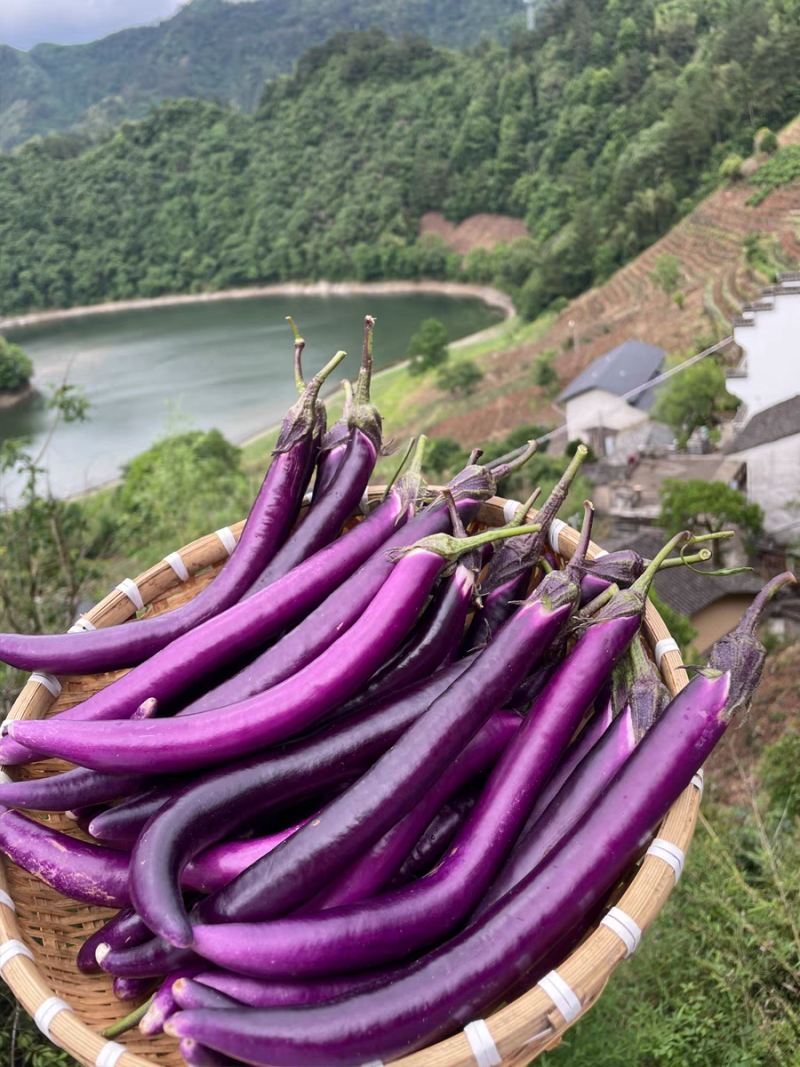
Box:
left=523, top=0, right=537, bottom=31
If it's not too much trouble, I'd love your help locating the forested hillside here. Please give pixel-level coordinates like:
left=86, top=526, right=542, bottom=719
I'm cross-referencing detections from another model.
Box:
left=0, top=0, right=520, bottom=150
left=1, top=0, right=799, bottom=320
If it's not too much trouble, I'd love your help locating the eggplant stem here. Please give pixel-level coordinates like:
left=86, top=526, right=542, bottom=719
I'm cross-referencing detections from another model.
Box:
left=102, top=994, right=156, bottom=1039
left=442, top=489, right=467, bottom=539
left=631, top=530, right=692, bottom=597
left=286, top=316, right=306, bottom=396
left=658, top=548, right=712, bottom=570
left=493, top=440, right=538, bottom=480
left=578, top=583, right=618, bottom=618
left=382, top=437, right=416, bottom=501
left=686, top=530, right=734, bottom=545
left=356, top=315, right=376, bottom=404
left=390, top=523, right=542, bottom=564
left=567, top=500, right=594, bottom=573
left=469, top=448, right=484, bottom=466
left=509, top=487, right=542, bottom=527
left=736, top=571, right=796, bottom=635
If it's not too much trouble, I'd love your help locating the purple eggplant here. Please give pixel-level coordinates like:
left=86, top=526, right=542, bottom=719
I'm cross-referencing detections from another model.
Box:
left=300, top=712, right=519, bottom=913
left=394, top=795, right=476, bottom=884
left=475, top=635, right=671, bottom=917
left=140, top=967, right=207, bottom=1037
left=174, top=979, right=242, bottom=1012
left=0, top=768, right=152, bottom=813
left=78, top=909, right=151, bottom=975
left=88, top=781, right=189, bottom=849
left=463, top=446, right=587, bottom=651
left=9, top=525, right=539, bottom=781
left=0, top=347, right=344, bottom=683
left=179, top=1039, right=242, bottom=1067
left=313, top=381, right=353, bottom=502
left=165, top=574, right=791, bottom=1066
left=186, top=520, right=578, bottom=941
left=113, top=976, right=155, bottom=1002
left=98, top=660, right=476, bottom=975
left=183, top=820, right=311, bottom=895
left=196, top=970, right=389, bottom=1008
left=176, top=445, right=536, bottom=717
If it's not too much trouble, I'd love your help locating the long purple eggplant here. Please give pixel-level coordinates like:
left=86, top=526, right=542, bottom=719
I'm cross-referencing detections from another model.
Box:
left=0, top=348, right=345, bottom=681
left=179, top=1039, right=242, bottom=1067
left=140, top=967, right=207, bottom=1037
left=88, top=782, right=188, bottom=849
left=114, top=976, right=155, bottom=1002
left=313, top=381, right=353, bottom=502
left=196, top=970, right=390, bottom=1008
left=463, top=446, right=587, bottom=651
left=174, top=979, right=242, bottom=1012
left=394, top=795, right=476, bottom=884
left=300, top=712, right=519, bottom=913
left=176, top=444, right=536, bottom=718
left=185, top=522, right=578, bottom=941
left=1, top=440, right=425, bottom=767
left=0, top=768, right=152, bottom=813
left=97, top=660, right=476, bottom=974
left=78, top=908, right=152, bottom=975
left=244, top=316, right=381, bottom=599
left=165, top=574, right=790, bottom=1066
left=183, top=820, right=311, bottom=895
left=475, top=635, right=671, bottom=917
left=9, top=525, right=539, bottom=780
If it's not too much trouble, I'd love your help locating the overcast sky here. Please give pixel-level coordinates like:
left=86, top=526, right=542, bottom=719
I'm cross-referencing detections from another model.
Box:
left=1, top=0, right=187, bottom=50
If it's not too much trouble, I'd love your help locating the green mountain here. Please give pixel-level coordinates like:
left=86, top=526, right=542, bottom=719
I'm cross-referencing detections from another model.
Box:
left=1, top=0, right=799, bottom=320
left=0, top=0, right=522, bottom=150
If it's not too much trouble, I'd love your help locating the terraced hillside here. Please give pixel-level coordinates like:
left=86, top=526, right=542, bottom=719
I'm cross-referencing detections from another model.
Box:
left=417, top=120, right=800, bottom=447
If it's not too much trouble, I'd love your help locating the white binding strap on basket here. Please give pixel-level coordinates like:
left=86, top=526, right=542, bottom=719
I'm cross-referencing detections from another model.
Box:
left=115, top=579, right=143, bottom=613
left=593, top=548, right=609, bottom=558
left=34, top=997, right=71, bottom=1041
left=302, top=491, right=313, bottom=507
left=29, top=672, right=62, bottom=699
left=601, top=906, right=642, bottom=958
left=359, top=488, right=371, bottom=516
left=548, top=518, right=567, bottom=556
left=691, top=768, right=705, bottom=797
left=96, top=1041, right=127, bottom=1067
left=360, top=1061, right=385, bottom=1067
left=0, top=890, right=16, bottom=913
left=463, top=1019, right=502, bottom=1067
left=215, top=527, right=237, bottom=556
left=68, top=617, right=96, bottom=633
left=0, top=769, right=13, bottom=784
left=647, top=837, right=685, bottom=883
left=503, top=499, right=523, bottom=524
left=163, top=551, right=190, bottom=583
left=0, top=939, right=34, bottom=972
left=654, top=637, right=679, bottom=669
left=536, top=969, right=582, bottom=1024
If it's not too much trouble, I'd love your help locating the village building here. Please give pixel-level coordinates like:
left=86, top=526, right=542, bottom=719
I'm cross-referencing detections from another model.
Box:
left=556, top=340, right=667, bottom=459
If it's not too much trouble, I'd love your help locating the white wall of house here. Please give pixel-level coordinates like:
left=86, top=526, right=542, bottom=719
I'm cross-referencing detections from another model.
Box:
left=732, top=430, right=800, bottom=541
left=729, top=294, right=800, bottom=417
left=565, top=388, right=648, bottom=446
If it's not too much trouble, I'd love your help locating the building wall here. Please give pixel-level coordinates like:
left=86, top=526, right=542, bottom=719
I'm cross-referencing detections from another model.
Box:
left=731, top=431, right=800, bottom=542
left=565, top=388, right=648, bottom=448
left=692, top=594, right=757, bottom=653
left=729, top=294, right=800, bottom=416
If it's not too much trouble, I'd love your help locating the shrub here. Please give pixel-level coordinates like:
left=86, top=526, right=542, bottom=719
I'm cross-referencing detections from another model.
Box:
left=436, top=360, right=483, bottom=397
left=407, top=318, right=449, bottom=376
left=531, top=349, right=559, bottom=394
left=759, top=728, right=800, bottom=819
left=0, top=336, right=34, bottom=392
left=719, top=153, right=743, bottom=181
left=423, top=436, right=469, bottom=478
left=755, top=127, right=778, bottom=155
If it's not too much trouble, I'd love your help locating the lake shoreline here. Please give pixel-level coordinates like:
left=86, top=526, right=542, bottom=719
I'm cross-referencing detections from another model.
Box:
left=0, top=280, right=514, bottom=333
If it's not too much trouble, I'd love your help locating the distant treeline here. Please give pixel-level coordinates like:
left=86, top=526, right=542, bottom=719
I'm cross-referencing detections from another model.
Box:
left=1, top=0, right=799, bottom=320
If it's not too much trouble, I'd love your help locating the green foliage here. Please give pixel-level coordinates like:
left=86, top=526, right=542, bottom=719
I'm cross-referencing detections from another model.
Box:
left=436, top=360, right=483, bottom=397
left=748, top=145, right=800, bottom=206
left=755, top=127, right=779, bottom=155
left=423, top=436, right=469, bottom=479
left=659, top=479, right=765, bottom=539
left=652, top=356, right=740, bottom=447
left=407, top=319, right=450, bottom=376
left=650, top=253, right=682, bottom=295
left=759, top=728, right=800, bottom=819
left=2, top=0, right=800, bottom=319
left=531, top=348, right=559, bottom=394
left=116, top=427, right=250, bottom=556
left=0, top=337, right=33, bottom=392
left=719, top=152, right=744, bottom=181
left=545, top=776, right=800, bottom=1066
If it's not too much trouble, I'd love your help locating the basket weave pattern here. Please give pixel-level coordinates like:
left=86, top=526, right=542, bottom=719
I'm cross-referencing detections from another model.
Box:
left=0, top=492, right=698, bottom=1067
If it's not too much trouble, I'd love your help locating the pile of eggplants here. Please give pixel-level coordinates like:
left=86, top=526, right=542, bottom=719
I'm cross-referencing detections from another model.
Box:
left=0, top=317, right=793, bottom=1067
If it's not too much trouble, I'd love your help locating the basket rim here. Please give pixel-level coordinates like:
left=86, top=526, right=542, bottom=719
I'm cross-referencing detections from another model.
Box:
left=0, top=488, right=698, bottom=1067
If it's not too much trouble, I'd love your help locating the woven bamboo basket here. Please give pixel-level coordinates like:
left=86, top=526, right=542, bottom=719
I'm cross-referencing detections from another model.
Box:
left=0, top=488, right=700, bottom=1067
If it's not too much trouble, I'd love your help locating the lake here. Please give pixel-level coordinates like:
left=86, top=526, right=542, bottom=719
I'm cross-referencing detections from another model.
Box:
left=1, top=292, right=502, bottom=500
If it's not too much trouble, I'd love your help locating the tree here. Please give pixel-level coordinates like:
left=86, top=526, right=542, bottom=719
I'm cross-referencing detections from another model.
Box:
left=0, top=337, right=34, bottom=392
left=659, top=479, right=764, bottom=540
left=650, top=254, right=682, bottom=296
left=651, top=356, right=740, bottom=447
left=531, top=349, right=559, bottom=394
left=407, top=319, right=449, bottom=376
left=424, top=437, right=469, bottom=478
left=437, top=361, right=483, bottom=397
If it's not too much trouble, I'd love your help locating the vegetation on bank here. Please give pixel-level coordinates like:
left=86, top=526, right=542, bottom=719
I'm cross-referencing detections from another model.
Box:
left=2, top=0, right=800, bottom=321
left=0, top=337, right=33, bottom=393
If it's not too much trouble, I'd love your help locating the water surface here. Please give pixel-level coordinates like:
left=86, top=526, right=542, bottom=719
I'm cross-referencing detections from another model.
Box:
left=1, top=293, right=501, bottom=499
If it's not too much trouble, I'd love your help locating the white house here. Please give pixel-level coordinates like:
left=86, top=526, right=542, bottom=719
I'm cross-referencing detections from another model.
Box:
left=724, top=273, right=800, bottom=544
left=726, top=272, right=800, bottom=418
left=556, top=339, right=666, bottom=456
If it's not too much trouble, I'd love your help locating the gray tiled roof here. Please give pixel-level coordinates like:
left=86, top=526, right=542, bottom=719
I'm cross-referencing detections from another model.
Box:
left=615, top=530, right=764, bottom=617
left=557, top=340, right=666, bottom=405
left=726, top=394, right=800, bottom=454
